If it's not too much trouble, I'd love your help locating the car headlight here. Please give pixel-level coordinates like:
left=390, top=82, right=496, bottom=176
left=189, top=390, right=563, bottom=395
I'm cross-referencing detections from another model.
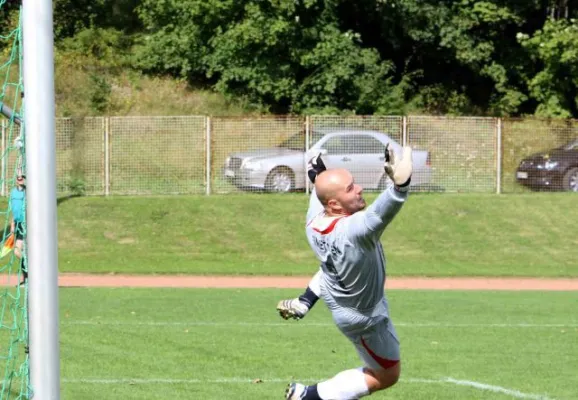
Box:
left=242, top=160, right=262, bottom=170
left=543, top=160, right=559, bottom=170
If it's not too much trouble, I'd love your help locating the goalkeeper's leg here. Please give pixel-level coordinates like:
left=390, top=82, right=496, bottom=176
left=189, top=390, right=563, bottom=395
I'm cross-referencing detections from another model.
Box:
left=277, top=268, right=321, bottom=320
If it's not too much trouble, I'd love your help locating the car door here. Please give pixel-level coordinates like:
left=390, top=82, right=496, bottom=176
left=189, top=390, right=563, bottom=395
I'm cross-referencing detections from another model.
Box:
left=316, top=134, right=384, bottom=188
left=348, top=134, right=389, bottom=188
left=317, top=134, right=354, bottom=171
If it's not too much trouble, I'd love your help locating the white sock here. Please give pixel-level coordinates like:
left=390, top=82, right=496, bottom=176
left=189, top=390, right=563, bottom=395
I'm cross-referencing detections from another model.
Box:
left=317, top=367, right=369, bottom=400
left=308, top=269, right=322, bottom=297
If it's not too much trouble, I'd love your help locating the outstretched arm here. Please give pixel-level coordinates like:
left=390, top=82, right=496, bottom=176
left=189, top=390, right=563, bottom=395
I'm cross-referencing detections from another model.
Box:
left=277, top=267, right=322, bottom=320
left=346, top=144, right=413, bottom=243
left=305, top=153, right=327, bottom=223
left=346, top=185, right=408, bottom=244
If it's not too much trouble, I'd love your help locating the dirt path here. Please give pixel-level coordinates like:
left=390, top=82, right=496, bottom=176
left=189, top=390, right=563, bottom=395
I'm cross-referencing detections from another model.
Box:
left=48, top=273, right=578, bottom=291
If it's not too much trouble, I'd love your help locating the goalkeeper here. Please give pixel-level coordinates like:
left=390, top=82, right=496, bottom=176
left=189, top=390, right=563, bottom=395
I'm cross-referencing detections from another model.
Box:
left=279, top=144, right=413, bottom=400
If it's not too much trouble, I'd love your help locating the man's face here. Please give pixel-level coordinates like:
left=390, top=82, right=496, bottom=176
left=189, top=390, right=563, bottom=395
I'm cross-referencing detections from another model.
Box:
left=16, top=176, right=25, bottom=187
left=330, top=173, right=366, bottom=215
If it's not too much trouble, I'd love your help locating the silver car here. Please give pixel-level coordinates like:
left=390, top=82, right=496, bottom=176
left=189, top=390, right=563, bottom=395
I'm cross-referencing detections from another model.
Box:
left=223, top=128, right=433, bottom=192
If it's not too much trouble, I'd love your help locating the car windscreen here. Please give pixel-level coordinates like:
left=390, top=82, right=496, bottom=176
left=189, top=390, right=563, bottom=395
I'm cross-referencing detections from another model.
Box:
left=278, top=131, right=326, bottom=150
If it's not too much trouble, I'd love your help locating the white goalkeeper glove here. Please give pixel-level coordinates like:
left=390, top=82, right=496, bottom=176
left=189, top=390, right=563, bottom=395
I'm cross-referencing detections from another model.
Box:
left=383, top=143, right=413, bottom=188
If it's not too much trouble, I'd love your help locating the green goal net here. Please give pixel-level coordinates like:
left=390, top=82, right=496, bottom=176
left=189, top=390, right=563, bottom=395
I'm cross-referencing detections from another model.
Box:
left=0, top=1, right=30, bottom=398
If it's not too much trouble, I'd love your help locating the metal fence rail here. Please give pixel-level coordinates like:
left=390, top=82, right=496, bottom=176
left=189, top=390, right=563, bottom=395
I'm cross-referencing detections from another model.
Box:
left=3, top=115, right=575, bottom=196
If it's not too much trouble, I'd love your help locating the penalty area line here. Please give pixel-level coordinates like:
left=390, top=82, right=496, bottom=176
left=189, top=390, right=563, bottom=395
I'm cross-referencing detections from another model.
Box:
left=63, top=320, right=578, bottom=328
left=61, top=376, right=555, bottom=399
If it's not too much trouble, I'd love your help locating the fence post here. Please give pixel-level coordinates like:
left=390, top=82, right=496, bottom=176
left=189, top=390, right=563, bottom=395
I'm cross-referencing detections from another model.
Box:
left=305, top=115, right=310, bottom=195
left=104, top=117, right=110, bottom=196
left=205, top=116, right=211, bottom=196
left=496, top=117, right=502, bottom=194
left=1, top=119, right=5, bottom=197
left=402, top=116, right=408, bottom=146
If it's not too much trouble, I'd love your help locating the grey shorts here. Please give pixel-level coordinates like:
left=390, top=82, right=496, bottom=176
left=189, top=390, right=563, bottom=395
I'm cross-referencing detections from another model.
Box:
left=344, top=319, right=400, bottom=370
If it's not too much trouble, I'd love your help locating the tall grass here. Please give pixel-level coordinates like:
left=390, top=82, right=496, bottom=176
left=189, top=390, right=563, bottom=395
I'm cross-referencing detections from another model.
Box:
left=55, top=63, right=265, bottom=118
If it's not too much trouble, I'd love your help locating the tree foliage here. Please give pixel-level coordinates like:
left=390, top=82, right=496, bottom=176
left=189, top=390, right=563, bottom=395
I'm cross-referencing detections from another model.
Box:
left=43, top=0, right=578, bottom=117
left=519, top=18, right=578, bottom=117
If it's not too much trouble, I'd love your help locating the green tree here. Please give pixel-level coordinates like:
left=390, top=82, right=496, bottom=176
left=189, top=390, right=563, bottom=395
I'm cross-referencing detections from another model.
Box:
left=136, top=0, right=402, bottom=114
left=53, top=0, right=142, bottom=39
left=134, top=0, right=241, bottom=79
left=518, top=18, right=578, bottom=117
left=47, top=0, right=578, bottom=117
left=363, top=0, right=541, bottom=115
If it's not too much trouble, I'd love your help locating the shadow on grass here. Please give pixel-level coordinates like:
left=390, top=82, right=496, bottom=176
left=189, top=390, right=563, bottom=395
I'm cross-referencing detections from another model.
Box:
left=57, top=194, right=81, bottom=207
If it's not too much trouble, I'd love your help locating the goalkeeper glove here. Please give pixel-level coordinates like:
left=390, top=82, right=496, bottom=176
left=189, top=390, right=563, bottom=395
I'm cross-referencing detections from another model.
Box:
left=307, top=153, right=327, bottom=184
left=383, top=143, right=413, bottom=188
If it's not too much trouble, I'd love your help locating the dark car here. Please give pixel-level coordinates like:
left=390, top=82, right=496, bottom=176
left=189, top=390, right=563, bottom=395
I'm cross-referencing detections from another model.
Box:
left=516, top=138, right=578, bottom=192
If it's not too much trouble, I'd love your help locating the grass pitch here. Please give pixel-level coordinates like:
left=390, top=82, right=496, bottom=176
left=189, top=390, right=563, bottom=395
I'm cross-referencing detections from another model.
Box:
left=54, top=192, right=578, bottom=277
left=59, top=288, right=578, bottom=399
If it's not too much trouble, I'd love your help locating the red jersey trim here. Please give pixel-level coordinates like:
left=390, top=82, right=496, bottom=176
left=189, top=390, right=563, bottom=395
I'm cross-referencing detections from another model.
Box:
left=312, top=217, right=345, bottom=235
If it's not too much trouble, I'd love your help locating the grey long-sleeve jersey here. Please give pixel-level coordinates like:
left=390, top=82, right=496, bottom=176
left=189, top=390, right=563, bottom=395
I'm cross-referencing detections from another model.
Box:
left=305, top=185, right=409, bottom=333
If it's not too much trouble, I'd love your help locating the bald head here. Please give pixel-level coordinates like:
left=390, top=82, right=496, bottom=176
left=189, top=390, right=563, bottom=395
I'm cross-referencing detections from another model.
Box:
left=315, top=168, right=355, bottom=208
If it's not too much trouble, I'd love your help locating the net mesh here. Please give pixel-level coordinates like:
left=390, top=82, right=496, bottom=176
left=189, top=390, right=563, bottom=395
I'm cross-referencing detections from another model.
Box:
left=407, top=116, right=497, bottom=193
left=0, top=2, right=30, bottom=398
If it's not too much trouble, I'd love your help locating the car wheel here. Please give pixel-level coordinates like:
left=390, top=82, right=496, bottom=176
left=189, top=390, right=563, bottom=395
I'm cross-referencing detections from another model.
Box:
left=265, top=167, right=295, bottom=193
left=563, top=167, right=578, bottom=192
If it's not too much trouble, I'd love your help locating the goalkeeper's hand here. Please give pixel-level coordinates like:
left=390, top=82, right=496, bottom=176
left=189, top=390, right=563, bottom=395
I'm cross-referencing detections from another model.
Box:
left=307, top=153, right=327, bottom=184
left=383, top=143, right=413, bottom=188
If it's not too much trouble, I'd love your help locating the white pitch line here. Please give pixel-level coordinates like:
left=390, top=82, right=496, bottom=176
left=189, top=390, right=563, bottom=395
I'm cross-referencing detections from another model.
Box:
left=62, top=378, right=294, bottom=384
left=61, top=376, right=556, bottom=399
left=61, top=320, right=578, bottom=328
left=61, top=377, right=439, bottom=385
left=444, top=377, right=554, bottom=400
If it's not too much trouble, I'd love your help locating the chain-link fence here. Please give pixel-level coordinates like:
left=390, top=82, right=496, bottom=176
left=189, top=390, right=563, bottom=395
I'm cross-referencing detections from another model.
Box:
left=3, top=115, right=576, bottom=196
left=309, top=116, right=403, bottom=192
left=501, top=118, right=578, bottom=193
left=407, top=116, right=497, bottom=193
left=212, top=116, right=306, bottom=193
left=109, top=116, right=206, bottom=195
left=56, top=117, right=104, bottom=196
